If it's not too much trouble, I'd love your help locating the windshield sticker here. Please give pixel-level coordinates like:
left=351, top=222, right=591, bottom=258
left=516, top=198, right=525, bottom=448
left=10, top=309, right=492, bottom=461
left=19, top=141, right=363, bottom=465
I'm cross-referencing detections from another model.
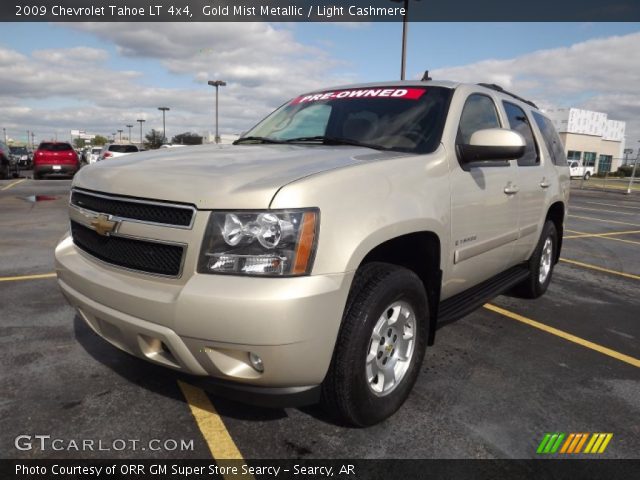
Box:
left=292, top=88, right=426, bottom=104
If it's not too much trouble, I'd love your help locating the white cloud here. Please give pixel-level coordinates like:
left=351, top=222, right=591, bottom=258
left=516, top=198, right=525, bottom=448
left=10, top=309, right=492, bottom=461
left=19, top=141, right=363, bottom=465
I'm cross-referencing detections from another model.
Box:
left=430, top=32, right=640, bottom=145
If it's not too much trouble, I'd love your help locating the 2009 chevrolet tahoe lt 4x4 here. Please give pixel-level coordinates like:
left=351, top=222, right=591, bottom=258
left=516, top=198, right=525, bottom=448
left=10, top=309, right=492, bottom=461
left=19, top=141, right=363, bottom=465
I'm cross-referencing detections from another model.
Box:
left=55, top=80, right=569, bottom=426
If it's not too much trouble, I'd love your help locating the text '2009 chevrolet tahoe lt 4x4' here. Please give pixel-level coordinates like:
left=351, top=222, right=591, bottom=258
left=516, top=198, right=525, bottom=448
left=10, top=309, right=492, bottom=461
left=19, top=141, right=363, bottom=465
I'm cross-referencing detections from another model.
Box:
left=55, top=80, right=569, bottom=426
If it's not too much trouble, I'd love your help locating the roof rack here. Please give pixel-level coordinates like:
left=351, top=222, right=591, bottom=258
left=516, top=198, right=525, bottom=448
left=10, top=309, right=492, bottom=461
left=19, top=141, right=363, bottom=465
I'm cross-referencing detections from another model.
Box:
left=477, top=83, right=538, bottom=109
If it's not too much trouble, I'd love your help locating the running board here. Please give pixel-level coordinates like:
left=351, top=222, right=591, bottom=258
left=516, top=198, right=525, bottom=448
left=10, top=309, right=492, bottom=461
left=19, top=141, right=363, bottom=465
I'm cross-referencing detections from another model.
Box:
left=437, top=265, right=529, bottom=327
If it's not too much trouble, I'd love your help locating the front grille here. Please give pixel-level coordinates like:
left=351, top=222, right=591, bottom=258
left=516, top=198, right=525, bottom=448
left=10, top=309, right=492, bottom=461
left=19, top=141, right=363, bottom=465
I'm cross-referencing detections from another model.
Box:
left=71, top=221, right=184, bottom=277
left=71, top=190, right=194, bottom=227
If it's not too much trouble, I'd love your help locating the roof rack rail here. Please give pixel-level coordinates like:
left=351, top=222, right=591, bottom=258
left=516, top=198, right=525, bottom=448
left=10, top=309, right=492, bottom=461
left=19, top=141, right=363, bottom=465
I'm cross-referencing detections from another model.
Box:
left=477, top=83, right=538, bottom=109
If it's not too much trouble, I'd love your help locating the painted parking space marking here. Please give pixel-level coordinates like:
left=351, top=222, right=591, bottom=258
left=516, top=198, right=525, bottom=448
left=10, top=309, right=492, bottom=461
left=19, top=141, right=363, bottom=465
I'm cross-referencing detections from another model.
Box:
left=570, top=205, right=636, bottom=216
left=559, top=258, right=640, bottom=281
left=1, top=178, right=26, bottom=190
left=178, top=380, right=254, bottom=479
left=0, top=272, right=57, bottom=282
left=567, top=214, right=640, bottom=228
left=564, top=229, right=640, bottom=239
left=484, top=304, right=640, bottom=369
left=580, top=201, right=640, bottom=211
left=563, top=229, right=640, bottom=246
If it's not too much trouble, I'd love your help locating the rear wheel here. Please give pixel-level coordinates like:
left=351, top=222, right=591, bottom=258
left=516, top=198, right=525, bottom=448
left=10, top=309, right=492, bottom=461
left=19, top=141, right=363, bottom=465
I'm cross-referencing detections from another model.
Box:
left=513, top=220, right=557, bottom=299
left=321, top=262, right=429, bottom=426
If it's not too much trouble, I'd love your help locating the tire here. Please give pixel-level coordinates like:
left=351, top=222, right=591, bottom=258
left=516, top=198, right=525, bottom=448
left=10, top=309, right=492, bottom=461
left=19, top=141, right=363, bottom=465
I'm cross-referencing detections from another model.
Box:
left=321, top=262, right=429, bottom=426
left=513, top=220, right=557, bottom=299
left=584, top=172, right=591, bottom=180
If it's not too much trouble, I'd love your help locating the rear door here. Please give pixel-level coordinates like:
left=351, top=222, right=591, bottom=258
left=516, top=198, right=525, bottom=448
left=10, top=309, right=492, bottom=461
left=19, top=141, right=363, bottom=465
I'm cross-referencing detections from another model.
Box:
left=500, top=101, right=548, bottom=261
left=448, top=93, right=519, bottom=296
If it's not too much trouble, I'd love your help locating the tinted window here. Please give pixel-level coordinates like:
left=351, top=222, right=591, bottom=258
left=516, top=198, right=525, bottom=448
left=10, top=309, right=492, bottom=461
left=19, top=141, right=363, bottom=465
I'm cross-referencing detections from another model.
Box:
left=583, top=151, right=596, bottom=167
left=567, top=150, right=581, bottom=161
left=532, top=112, right=567, bottom=166
left=108, top=145, right=139, bottom=153
left=10, top=146, right=28, bottom=154
left=457, top=94, right=501, bottom=144
left=244, top=86, right=452, bottom=154
left=39, top=143, right=73, bottom=152
left=502, top=102, right=539, bottom=167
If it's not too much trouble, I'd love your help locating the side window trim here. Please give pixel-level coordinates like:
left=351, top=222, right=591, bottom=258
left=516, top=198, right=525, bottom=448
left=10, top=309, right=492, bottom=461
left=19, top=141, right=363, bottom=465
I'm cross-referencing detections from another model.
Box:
left=502, top=100, right=540, bottom=167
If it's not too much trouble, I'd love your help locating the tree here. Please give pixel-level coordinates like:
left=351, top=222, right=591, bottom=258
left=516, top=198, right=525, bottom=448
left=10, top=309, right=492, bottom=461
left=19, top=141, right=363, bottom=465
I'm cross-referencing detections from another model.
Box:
left=72, top=137, right=86, bottom=149
left=144, top=129, right=164, bottom=150
left=171, top=132, right=203, bottom=145
left=92, top=135, right=108, bottom=146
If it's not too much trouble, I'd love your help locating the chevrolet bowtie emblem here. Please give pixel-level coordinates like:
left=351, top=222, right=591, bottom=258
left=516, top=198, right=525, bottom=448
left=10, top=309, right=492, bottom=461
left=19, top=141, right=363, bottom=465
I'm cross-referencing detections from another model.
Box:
left=90, top=214, right=118, bottom=236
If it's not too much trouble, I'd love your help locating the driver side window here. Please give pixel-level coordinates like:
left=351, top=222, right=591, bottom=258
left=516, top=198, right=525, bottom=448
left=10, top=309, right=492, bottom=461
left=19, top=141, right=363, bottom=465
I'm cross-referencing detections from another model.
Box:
left=457, top=94, right=501, bottom=144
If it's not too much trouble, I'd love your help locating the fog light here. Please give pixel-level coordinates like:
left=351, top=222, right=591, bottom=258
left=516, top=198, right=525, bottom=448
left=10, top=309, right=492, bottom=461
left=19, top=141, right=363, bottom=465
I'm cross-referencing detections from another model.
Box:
left=248, top=352, right=264, bottom=373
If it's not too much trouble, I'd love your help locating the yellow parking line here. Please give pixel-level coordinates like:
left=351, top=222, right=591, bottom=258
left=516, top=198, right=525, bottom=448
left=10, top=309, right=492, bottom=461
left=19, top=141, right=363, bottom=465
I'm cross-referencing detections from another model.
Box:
left=570, top=205, right=635, bottom=215
left=564, top=229, right=640, bottom=239
left=563, top=229, right=640, bottom=246
left=484, top=304, right=640, bottom=369
left=568, top=215, right=640, bottom=228
left=0, top=272, right=57, bottom=282
left=559, top=258, right=640, bottom=281
left=178, top=380, right=248, bottom=462
left=1, top=178, right=25, bottom=190
left=582, top=201, right=640, bottom=211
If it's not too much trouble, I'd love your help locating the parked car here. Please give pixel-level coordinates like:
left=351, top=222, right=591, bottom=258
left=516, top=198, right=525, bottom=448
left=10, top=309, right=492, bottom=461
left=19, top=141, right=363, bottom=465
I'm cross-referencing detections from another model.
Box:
left=9, top=146, right=31, bottom=169
left=88, top=147, right=103, bottom=164
left=98, top=144, right=140, bottom=161
left=33, top=142, right=80, bottom=179
left=0, top=141, right=13, bottom=179
left=56, top=79, right=569, bottom=426
left=569, top=161, right=595, bottom=180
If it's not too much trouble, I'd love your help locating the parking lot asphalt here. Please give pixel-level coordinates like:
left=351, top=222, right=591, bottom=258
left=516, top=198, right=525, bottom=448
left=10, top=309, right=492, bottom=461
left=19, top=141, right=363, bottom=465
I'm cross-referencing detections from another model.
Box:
left=1, top=175, right=638, bottom=460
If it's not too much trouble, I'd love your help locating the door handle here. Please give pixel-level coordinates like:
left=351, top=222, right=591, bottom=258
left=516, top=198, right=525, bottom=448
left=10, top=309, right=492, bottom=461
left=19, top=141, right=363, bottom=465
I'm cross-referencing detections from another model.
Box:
left=540, top=179, right=551, bottom=189
left=504, top=184, right=519, bottom=195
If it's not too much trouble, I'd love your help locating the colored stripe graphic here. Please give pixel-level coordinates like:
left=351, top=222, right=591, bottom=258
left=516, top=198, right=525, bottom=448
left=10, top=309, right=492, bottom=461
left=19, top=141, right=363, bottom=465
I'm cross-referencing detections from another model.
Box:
left=538, top=433, right=613, bottom=454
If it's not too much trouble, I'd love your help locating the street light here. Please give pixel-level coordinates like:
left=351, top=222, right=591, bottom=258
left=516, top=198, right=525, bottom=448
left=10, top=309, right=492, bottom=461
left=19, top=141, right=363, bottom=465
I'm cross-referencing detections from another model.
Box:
left=158, top=107, right=170, bottom=144
left=391, top=0, right=420, bottom=80
left=137, top=119, right=146, bottom=146
left=3, top=127, right=7, bottom=143
left=126, top=124, right=133, bottom=144
left=207, top=80, right=226, bottom=143
left=117, top=129, right=123, bottom=143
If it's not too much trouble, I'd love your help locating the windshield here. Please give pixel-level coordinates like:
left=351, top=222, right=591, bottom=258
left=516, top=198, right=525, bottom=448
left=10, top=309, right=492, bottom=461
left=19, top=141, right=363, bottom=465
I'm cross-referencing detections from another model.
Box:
left=241, top=86, right=452, bottom=154
left=10, top=147, right=28, bottom=154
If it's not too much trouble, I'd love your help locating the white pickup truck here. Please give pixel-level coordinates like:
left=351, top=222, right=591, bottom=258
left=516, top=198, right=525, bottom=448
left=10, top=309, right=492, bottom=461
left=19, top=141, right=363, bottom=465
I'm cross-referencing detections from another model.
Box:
left=569, top=161, right=595, bottom=179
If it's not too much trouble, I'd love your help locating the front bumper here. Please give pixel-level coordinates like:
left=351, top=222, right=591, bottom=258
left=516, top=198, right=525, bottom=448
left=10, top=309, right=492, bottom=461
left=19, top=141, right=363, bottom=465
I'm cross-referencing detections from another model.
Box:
left=55, top=233, right=353, bottom=395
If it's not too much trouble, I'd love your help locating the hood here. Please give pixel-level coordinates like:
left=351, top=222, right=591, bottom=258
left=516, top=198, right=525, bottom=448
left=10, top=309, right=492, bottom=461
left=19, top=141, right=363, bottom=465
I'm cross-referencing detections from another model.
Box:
left=73, top=144, right=404, bottom=209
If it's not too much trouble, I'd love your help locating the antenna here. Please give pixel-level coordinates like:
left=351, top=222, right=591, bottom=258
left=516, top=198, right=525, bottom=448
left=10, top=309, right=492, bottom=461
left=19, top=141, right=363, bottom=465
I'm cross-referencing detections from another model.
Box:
left=421, top=70, right=432, bottom=81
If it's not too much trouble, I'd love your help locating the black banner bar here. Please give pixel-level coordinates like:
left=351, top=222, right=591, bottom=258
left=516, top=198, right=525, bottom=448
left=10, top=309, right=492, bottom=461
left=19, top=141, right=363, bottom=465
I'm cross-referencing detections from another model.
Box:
left=3, top=0, right=640, bottom=22
left=3, top=459, right=640, bottom=480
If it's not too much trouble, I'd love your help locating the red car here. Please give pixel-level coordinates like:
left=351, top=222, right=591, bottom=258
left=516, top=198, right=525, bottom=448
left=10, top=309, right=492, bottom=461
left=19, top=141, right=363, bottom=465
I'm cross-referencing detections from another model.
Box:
left=33, top=142, right=80, bottom=180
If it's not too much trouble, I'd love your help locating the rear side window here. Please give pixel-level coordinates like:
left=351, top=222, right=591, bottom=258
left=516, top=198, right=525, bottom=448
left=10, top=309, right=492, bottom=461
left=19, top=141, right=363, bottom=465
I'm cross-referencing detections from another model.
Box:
left=108, top=145, right=139, bottom=153
left=502, top=102, right=539, bottom=167
left=532, top=111, right=567, bottom=166
left=457, top=94, right=501, bottom=144
left=39, top=143, right=73, bottom=151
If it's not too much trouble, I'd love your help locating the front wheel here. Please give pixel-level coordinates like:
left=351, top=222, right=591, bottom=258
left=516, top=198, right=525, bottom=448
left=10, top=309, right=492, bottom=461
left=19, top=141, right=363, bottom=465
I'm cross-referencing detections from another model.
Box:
left=584, top=171, right=591, bottom=180
left=321, top=262, right=429, bottom=426
left=513, top=220, right=557, bottom=299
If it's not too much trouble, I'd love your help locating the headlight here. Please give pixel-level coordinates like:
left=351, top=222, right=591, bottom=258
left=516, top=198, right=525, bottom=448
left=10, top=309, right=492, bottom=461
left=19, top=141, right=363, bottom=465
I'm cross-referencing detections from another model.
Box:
left=198, top=209, right=319, bottom=276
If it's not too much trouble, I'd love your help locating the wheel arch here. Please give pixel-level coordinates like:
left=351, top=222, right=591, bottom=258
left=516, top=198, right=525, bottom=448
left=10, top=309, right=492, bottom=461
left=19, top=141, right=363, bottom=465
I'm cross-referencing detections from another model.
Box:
left=545, top=201, right=565, bottom=263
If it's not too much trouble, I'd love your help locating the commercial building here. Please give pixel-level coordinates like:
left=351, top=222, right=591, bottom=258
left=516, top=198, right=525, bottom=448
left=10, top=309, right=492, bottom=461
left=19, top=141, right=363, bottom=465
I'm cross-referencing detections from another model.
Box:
left=545, top=108, right=626, bottom=173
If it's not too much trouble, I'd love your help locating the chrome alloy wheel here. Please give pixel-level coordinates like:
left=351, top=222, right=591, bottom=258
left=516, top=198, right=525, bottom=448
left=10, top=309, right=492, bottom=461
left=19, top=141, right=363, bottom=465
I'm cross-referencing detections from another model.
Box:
left=539, top=236, right=553, bottom=285
left=366, top=301, right=416, bottom=397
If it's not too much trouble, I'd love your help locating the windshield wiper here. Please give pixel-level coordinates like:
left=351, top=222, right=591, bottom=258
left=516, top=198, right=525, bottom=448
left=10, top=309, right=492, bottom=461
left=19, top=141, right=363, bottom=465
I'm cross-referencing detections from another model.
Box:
left=284, top=135, right=388, bottom=151
left=233, top=136, right=285, bottom=145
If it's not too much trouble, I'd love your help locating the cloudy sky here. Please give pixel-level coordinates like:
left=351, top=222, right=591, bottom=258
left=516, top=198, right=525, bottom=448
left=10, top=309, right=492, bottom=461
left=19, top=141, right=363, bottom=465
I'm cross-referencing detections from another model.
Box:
left=1, top=22, right=639, bottom=151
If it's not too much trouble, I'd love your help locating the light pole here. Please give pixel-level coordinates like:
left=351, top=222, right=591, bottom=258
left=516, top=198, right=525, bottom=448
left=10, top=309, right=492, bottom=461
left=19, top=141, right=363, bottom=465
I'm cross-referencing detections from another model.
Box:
left=31, top=132, right=35, bottom=148
left=137, top=119, right=146, bottom=146
left=158, top=107, right=170, bottom=144
left=111, top=133, right=116, bottom=143
left=26, top=130, right=30, bottom=148
left=117, top=129, right=123, bottom=143
left=626, top=141, right=640, bottom=195
left=126, top=124, right=133, bottom=143
left=207, top=80, right=226, bottom=143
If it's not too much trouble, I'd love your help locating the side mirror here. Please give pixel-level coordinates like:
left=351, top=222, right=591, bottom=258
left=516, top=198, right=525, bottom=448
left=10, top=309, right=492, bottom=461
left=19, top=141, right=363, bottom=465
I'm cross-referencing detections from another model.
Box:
left=458, top=128, right=525, bottom=163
